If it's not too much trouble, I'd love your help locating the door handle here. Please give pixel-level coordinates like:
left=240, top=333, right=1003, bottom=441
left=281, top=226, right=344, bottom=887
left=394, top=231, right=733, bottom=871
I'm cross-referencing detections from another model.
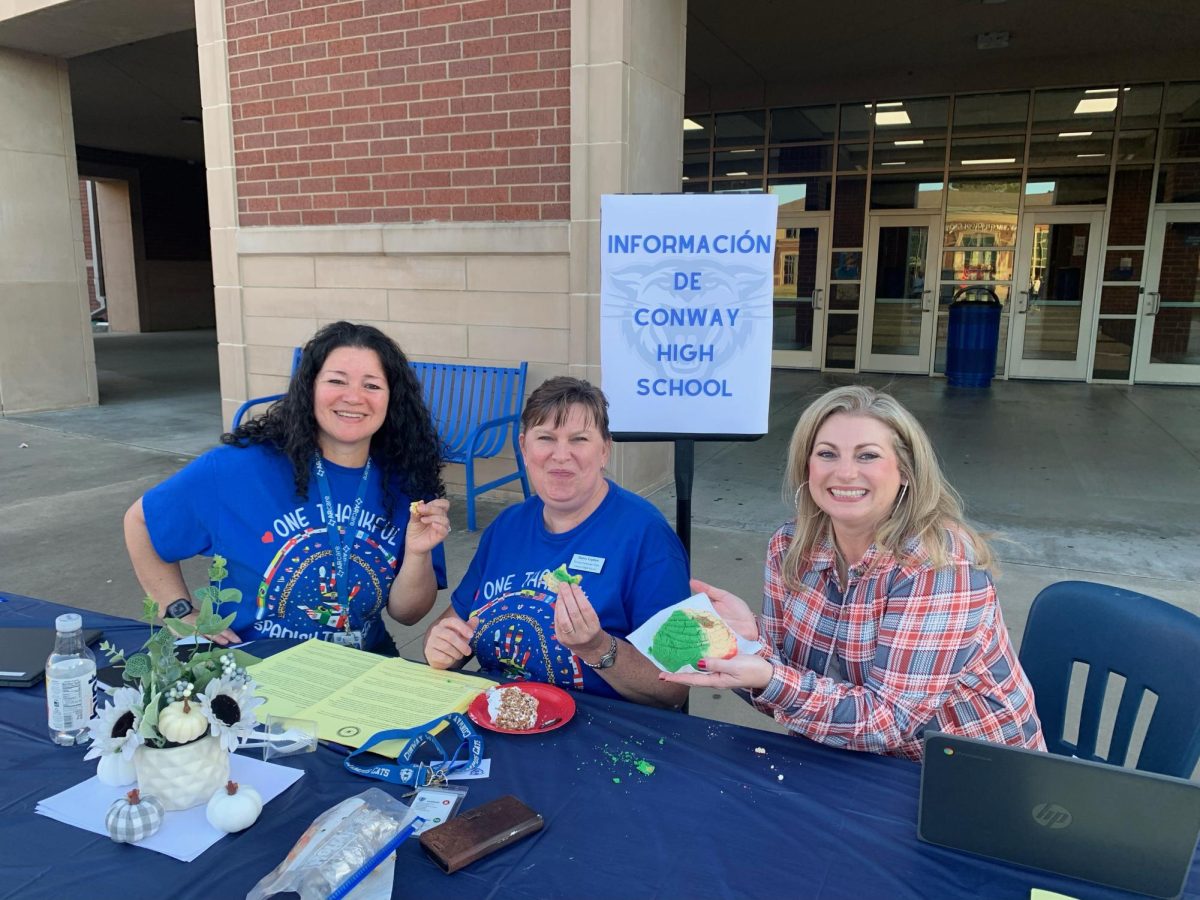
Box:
left=812, top=287, right=823, bottom=310
left=1018, top=290, right=1032, bottom=314
left=1145, top=291, right=1161, bottom=315
left=921, top=289, right=931, bottom=313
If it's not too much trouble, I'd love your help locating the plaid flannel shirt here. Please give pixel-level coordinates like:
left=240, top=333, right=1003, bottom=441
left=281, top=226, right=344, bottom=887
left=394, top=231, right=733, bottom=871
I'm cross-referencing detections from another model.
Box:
left=750, top=521, right=1044, bottom=761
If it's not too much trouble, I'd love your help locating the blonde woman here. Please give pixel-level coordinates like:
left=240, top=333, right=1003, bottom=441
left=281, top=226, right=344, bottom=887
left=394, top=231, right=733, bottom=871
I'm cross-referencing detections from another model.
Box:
left=661, top=385, right=1043, bottom=760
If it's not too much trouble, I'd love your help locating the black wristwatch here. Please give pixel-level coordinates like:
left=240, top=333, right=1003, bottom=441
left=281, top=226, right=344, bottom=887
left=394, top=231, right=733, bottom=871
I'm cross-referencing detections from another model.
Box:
left=582, top=634, right=618, bottom=670
left=163, top=598, right=195, bottom=620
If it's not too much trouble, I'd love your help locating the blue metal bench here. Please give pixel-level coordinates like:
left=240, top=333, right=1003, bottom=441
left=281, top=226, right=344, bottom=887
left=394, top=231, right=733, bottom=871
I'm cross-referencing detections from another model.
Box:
left=230, top=346, right=302, bottom=429
left=412, top=360, right=530, bottom=531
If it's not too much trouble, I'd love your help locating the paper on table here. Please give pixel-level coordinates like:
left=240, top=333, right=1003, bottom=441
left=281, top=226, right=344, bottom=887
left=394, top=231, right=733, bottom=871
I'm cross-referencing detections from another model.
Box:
left=251, top=639, right=495, bottom=757
left=35, top=754, right=303, bottom=862
left=627, top=592, right=763, bottom=674
left=1030, top=891, right=1079, bottom=900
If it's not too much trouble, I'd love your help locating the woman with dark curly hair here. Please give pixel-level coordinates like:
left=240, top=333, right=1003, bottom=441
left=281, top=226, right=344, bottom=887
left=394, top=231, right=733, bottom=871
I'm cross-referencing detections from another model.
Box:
left=124, top=321, right=450, bottom=654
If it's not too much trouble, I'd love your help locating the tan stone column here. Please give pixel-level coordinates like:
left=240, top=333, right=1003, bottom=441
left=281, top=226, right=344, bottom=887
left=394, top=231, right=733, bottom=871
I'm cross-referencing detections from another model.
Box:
left=569, top=0, right=686, bottom=493
left=93, top=179, right=141, bottom=334
left=195, top=0, right=245, bottom=427
left=0, top=48, right=96, bottom=413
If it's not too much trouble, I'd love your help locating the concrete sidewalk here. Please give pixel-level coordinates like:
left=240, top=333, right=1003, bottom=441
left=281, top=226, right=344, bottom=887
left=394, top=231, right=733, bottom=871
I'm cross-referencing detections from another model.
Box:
left=3, top=330, right=1198, bottom=735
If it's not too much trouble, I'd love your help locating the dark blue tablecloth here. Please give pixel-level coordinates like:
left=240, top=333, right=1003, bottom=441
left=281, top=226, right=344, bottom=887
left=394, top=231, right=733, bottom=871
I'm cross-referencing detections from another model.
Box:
left=2, top=590, right=1197, bottom=899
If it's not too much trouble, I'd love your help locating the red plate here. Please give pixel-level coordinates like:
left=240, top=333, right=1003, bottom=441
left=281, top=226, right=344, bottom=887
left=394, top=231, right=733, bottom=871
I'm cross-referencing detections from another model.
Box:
left=467, top=682, right=576, bottom=735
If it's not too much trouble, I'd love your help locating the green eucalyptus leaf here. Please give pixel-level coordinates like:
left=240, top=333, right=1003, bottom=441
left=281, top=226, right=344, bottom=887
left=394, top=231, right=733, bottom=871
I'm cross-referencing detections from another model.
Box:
left=208, top=555, right=229, bottom=582
left=124, top=654, right=151, bottom=679
left=218, top=588, right=242, bottom=604
left=194, top=585, right=217, bottom=603
left=195, top=614, right=226, bottom=635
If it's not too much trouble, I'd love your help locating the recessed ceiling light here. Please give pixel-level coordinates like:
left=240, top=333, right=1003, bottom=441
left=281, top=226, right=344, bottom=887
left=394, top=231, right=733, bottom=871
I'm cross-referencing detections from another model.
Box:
left=1084, top=88, right=1118, bottom=95
left=895, top=140, right=925, bottom=146
left=876, top=102, right=904, bottom=109
left=976, top=31, right=1009, bottom=50
left=1074, top=97, right=1118, bottom=114
left=876, top=110, right=912, bottom=126
left=683, top=118, right=704, bottom=131
left=681, top=176, right=690, bottom=181
left=1076, top=153, right=1105, bottom=158
left=880, top=161, right=907, bottom=166
left=962, top=157, right=1017, bottom=165
left=1058, top=131, right=1093, bottom=138
left=728, top=149, right=757, bottom=154
left=725, top=171, right=749, bottom=176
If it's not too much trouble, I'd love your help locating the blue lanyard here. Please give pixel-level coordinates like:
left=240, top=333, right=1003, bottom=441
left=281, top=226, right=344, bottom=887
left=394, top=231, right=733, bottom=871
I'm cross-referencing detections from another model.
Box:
left=312, top=453, right=372, bottom=613
left=343, top=713, right=484, bottom=787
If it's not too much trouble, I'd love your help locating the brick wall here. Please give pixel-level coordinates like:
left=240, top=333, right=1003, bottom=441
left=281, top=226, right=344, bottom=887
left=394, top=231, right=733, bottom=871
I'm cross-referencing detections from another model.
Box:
left=225, top=0, right=570, bottom=227
left=79, top=178, right=100, bottom=315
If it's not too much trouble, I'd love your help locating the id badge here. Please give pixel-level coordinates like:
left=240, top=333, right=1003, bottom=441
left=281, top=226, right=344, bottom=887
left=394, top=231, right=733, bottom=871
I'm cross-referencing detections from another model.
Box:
left=331, top=629, right=364, bottom=649
left=409, top=784, right=468, bottom=834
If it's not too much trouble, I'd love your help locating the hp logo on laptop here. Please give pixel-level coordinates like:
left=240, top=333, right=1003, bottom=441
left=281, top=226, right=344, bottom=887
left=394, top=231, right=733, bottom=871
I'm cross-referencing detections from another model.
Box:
left=1032, top=803, right=1073, bottom=829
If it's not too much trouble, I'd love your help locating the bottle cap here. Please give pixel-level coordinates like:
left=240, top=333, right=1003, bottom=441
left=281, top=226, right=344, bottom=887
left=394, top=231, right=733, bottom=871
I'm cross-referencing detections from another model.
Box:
left=55, top=613, right=83, bottom=633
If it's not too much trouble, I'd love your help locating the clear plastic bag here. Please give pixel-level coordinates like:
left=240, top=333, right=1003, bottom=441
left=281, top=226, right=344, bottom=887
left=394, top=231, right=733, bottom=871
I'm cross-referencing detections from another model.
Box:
left=246, top=788, right=417, bottom=900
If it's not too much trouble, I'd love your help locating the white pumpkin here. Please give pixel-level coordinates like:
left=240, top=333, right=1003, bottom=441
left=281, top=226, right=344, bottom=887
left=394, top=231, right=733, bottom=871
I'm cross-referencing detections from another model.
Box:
left=106, top=789, right=165, bottom=843
left=206, top=780, right=263, bottom=833
left=157, top=699, right=208, bottom=744
left=96, top=752, right=137, bottom=786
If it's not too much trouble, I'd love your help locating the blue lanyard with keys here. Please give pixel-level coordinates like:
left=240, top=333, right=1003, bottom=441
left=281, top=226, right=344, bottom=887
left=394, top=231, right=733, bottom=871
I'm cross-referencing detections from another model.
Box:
left=343, top=713, right=484, bottom=789
left=312, top=453, right=372, bottom=626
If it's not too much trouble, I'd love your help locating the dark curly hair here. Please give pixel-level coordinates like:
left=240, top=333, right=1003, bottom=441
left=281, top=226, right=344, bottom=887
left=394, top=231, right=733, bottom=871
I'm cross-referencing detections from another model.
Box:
left=221, top=321, right=444, bottom=516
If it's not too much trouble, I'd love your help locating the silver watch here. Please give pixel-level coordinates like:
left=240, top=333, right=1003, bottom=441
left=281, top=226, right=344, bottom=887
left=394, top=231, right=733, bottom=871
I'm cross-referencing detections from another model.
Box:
left=583, top=634, right=618, bottom=669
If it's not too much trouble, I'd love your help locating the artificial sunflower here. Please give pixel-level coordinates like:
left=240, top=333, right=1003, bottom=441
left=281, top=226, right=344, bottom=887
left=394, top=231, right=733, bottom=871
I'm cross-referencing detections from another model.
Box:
left=84, top=686, right=144, bottom=760
left=198, top=672, right=265, bottom=752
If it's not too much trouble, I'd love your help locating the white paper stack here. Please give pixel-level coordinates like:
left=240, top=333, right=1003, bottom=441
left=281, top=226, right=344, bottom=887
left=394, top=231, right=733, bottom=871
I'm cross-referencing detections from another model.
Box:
left=36, top=754, right=304, bottom=862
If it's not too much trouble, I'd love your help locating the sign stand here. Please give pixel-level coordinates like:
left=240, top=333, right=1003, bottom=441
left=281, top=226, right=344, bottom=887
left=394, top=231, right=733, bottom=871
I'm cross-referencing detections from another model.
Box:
left=613, top=432, right=763, bottom=558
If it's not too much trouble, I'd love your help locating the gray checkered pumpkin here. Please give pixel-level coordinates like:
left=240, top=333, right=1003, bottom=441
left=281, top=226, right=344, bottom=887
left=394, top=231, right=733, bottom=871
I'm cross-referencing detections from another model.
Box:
left=105, top=788, right=165, bottom=843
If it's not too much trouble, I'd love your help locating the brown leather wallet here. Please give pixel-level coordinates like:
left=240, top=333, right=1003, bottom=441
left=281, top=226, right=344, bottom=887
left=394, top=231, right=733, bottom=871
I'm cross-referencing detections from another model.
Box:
left=419, top=795, right=544, bottom=874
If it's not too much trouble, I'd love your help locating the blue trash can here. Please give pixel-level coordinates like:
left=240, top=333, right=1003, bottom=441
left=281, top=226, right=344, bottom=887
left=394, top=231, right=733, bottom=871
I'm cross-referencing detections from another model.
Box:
left=945, top=287, right=1002, bottom=387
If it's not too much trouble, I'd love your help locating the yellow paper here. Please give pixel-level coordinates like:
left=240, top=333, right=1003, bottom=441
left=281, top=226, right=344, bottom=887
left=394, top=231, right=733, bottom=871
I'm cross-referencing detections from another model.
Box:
left=251, top=639, right=495, bottom=757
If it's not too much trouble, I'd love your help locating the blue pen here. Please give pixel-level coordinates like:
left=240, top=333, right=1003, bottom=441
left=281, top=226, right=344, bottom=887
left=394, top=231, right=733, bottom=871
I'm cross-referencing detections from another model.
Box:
left=326, top=817, right=424, bottom=900
left=319, top=739, right=353, bottom=757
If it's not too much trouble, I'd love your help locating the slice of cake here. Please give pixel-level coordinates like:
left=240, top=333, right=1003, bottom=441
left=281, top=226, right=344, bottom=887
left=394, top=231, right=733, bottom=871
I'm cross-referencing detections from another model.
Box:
left=648, top=608, right=739, bottom=672
left=541, top=563, right=582, bottom=591
left=486, top=686, right=540, bottom=730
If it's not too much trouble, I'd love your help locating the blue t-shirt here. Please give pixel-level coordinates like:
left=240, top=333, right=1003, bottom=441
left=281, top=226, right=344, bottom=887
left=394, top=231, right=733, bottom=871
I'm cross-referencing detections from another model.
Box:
left=143, top=443, right=446, bottom=652
left=451, top=480, right=689, bottom=699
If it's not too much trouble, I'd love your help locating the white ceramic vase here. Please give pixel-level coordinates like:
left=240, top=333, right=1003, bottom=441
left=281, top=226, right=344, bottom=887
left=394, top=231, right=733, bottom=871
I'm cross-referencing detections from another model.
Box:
left=134, top=734, right=230, bottom=811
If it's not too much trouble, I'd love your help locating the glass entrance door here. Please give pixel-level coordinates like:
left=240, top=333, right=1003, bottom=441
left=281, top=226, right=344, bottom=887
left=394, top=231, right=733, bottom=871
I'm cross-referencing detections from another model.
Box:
left=1133, top=210, right=1200, bottom=384
left=859, top=214, right=939, bottom=373
left=771, top=216, right=830, bottom=369
left=1008, top=210, right=1104, bottom=379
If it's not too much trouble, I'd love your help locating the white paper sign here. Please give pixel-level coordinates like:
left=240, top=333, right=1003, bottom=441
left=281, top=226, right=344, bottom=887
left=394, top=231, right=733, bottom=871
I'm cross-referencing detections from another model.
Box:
left=600, top=194, right=778, bottom=435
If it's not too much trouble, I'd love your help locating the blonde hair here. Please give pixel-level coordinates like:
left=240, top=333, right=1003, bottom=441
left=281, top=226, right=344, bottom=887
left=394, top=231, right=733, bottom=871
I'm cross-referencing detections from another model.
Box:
left=780, top=385, right=993, bottom=589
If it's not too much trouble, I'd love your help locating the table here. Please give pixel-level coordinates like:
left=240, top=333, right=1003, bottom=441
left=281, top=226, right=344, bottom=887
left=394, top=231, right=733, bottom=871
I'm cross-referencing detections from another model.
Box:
left=2, top=590, right=1197, bottom=900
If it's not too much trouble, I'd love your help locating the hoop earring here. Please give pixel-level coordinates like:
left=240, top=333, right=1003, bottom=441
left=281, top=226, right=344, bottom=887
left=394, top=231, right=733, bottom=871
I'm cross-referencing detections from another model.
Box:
left=892, top=482, right=908, bottom=514
left=794, top=482, right=808, bottom=507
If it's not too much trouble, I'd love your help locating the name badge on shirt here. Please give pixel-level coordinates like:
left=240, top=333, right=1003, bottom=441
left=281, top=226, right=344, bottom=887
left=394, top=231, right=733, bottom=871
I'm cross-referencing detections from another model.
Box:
left=569, top=553, right=605, bottom=574
left=330, top=630, right=364, bottom=650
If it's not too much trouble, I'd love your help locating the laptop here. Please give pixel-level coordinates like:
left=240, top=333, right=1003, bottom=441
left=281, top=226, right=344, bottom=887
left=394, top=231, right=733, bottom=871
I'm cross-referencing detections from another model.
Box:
left=0, top=627, right=103, bottom=688
left=919, top=733, right=1200, bottom=899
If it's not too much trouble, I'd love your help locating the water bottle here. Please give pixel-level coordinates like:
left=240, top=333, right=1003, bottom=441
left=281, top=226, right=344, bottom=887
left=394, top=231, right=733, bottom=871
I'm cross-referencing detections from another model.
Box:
left=46, top=613, right=97, bottom=746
